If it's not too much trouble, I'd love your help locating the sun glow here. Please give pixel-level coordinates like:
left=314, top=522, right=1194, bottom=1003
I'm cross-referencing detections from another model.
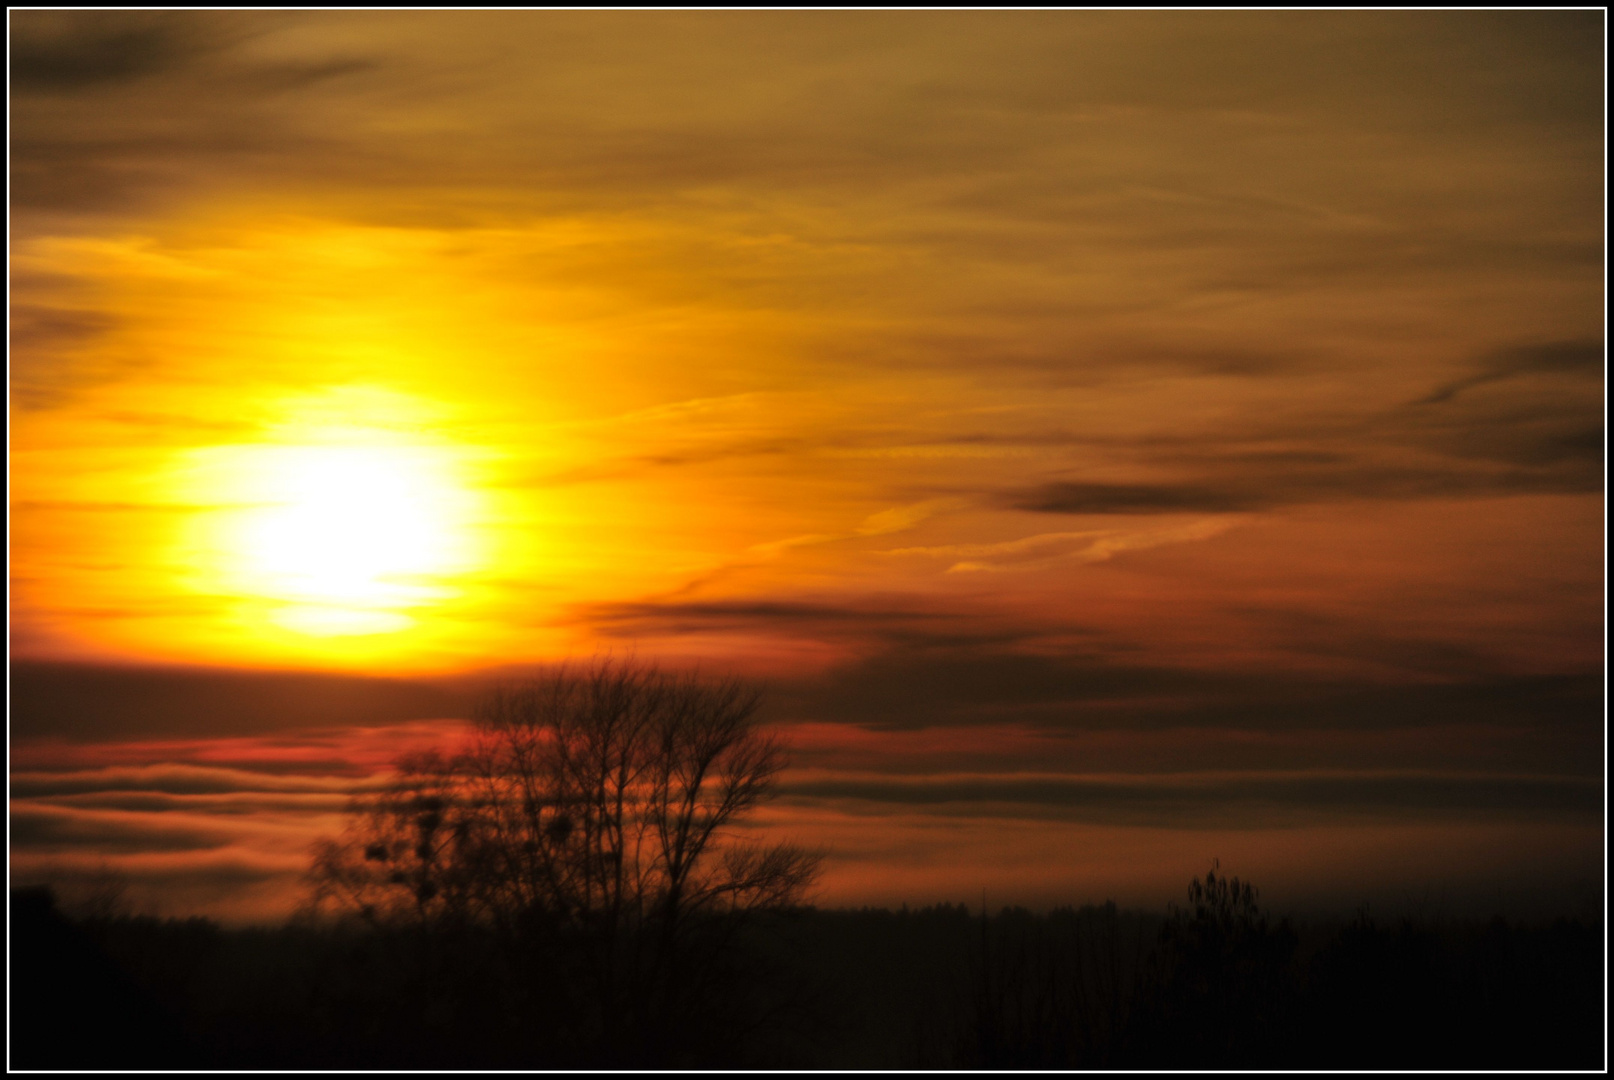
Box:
left=172, top=390, right=491, bottom=645
left=228, top=444, right=472, bottom=634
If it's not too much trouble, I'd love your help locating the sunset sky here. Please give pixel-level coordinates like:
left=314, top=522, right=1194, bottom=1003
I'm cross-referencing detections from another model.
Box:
left=9, top=11, right=1604, bottom=922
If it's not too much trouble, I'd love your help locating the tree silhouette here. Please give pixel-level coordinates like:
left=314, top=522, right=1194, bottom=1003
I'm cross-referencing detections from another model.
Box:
left=1128, top=860, right=1298, bottom=1066
left=305, top=660, right=822, bottom=1063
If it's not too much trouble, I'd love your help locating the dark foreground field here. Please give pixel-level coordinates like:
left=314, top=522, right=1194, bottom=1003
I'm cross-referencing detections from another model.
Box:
left=9, top=884, right=1603, bottom=1070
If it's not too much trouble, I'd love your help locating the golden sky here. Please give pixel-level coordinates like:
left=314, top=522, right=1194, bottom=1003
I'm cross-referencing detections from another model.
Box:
left=8, top=11, right=1604, bottom=919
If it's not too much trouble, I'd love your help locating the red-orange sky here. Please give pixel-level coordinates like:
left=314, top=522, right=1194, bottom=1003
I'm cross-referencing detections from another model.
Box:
left=9, top=11, right=1605, bottom=923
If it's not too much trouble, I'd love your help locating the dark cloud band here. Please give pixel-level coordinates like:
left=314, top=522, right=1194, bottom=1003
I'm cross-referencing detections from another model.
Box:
left=780, top=770, right=1601, bottom=826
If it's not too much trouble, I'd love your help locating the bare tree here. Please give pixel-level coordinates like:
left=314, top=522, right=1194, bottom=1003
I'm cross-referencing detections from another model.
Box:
left=305, top=660, right=822, bottom=1062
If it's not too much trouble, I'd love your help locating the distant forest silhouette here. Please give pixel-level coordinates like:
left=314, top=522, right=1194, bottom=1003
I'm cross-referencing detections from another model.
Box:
left=9, top=663, right=1605, bottom=1069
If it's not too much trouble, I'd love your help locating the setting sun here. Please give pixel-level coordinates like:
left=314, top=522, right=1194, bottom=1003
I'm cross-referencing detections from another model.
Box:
left=156, top=387, right=494, bottom=648
left=218, top=443, right=474, bottom=635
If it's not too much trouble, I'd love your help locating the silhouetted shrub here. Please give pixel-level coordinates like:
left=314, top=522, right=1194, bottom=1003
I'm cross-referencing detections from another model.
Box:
left=1125, top=862, right=1299, bottom=1066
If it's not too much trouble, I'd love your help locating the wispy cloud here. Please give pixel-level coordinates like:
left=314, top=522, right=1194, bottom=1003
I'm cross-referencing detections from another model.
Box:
left=884, top=519, right=1240, bottom=573
left=1410, top=340, right=1603, bottom=406
left=748, top=499, right=960, bottom=557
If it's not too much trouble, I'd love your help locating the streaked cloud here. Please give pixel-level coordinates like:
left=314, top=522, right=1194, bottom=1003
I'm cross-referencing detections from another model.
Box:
left=11, top=763, right=376, bottom=799
left=778, top=769, right=1601, bottom=826
left=9, top=662, right=472, bottom=740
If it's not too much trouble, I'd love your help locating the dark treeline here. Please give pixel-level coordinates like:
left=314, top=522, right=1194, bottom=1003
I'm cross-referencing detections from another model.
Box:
left=9, top=874, right=1603, bottom=1070
left=7, top=665, right=1601, bottom=1068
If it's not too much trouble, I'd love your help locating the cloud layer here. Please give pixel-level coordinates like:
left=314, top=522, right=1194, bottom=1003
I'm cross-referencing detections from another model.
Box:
left=8, top=12, right=1602, bottom=918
